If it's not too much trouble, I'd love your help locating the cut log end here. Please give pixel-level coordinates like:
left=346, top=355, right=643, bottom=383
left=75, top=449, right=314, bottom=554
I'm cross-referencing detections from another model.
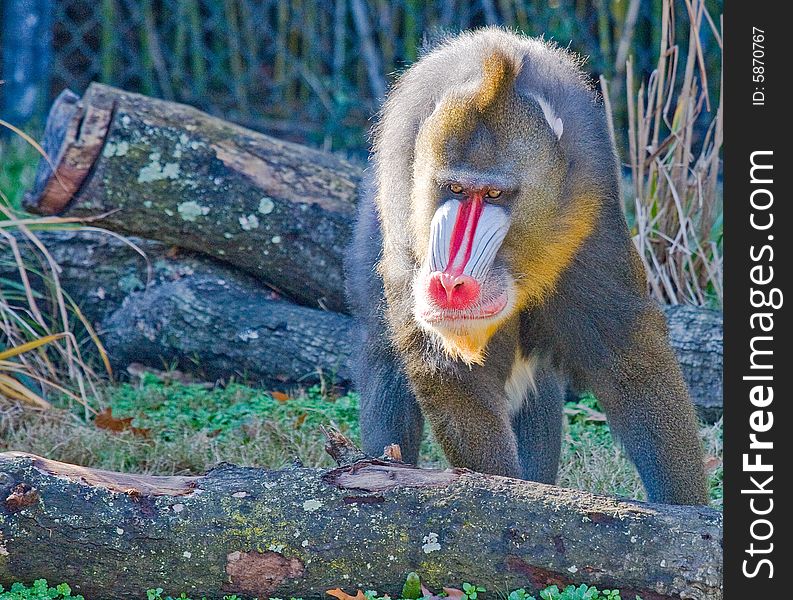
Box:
left=25, top=82, right=361, bottom=312
left=24, top=87, right=114, bottom=215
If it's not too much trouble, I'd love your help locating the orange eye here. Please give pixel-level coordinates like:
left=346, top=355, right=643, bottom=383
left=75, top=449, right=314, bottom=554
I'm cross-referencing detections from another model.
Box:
left=449, top=183, right=464, bottom=194
left=486, top=189, right=503, bottom=199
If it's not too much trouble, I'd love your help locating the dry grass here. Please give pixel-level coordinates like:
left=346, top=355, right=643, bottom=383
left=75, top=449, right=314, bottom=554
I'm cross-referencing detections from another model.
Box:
left=0, top=403, right=338, bottom=475
left=0, top=125, right=111, bottom=413
left=605, top=0, right=723, bottom=307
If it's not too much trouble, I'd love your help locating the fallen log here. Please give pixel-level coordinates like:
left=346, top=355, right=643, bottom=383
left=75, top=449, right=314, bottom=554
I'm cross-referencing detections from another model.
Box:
left=0, top=230, right=353, bottom=387
left=102, top=269, right=354, bottom=386
left=0, top=440, right=722, bottom=600
left=25, top=84, right=362, bottom=312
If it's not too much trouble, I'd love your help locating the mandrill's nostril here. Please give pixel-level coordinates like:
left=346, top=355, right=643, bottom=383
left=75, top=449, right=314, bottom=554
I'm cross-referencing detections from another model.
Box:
left=440, top=275, right=465, bottom=296
left=428, top=271, right=481, bottom=311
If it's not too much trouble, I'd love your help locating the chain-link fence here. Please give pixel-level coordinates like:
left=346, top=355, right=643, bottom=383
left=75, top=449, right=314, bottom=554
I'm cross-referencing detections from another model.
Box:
left=2, top=0, right=722, bottom=154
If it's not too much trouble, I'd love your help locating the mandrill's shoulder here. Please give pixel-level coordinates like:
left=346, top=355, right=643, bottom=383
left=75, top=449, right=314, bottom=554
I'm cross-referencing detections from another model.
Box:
left=524, top=206, right=653, bottom=378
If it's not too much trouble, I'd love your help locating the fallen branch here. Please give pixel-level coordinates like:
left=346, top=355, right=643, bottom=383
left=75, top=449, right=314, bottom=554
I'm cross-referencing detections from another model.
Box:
left=0, top=435, right=722, bottom=599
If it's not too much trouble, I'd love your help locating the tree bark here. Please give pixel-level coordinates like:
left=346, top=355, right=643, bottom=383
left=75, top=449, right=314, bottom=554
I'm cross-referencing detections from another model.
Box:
left=0, top=446, right=722, bottom=600
left=24, top=83, right=362, bottom=312
left=0, top=230, right=353, bottom=387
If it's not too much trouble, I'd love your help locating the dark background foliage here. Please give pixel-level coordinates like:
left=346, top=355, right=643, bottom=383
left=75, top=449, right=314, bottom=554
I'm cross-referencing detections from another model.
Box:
left=1, top=0, right=722, bottom=158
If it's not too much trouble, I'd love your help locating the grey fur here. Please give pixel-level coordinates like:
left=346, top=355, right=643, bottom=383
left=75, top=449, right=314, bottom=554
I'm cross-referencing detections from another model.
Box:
left=346, top=174, right=425, bottom=463
left=345, top=28, right=708, bottom=505
left=512, top=367, right=565, bottom=483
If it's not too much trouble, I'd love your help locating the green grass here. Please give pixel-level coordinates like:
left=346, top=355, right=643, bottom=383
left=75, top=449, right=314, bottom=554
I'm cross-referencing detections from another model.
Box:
left=0, top=578, right=638, bottom=600
left=0, top=580, right=82, bottom=600
left=0, top=135, right=39, bottom=212
left=0, top=375, right=722, bottom=506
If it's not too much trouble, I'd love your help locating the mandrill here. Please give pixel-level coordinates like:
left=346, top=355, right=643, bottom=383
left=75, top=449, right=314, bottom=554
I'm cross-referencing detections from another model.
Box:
left=344, top=28, right=708, bottom=505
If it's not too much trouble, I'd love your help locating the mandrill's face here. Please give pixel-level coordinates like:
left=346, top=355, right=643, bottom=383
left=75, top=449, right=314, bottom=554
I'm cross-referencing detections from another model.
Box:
left=408, top=55, right=582, bottom=365
left=412, top=173, right=519, bottom=365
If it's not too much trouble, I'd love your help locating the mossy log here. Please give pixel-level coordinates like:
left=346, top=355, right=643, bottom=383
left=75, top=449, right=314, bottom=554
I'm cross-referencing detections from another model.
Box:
left=0, top=231, right=353, bottom=387
left=24, top=84, right=362, bottom=313
left=0, top=438, right=722, bottom=600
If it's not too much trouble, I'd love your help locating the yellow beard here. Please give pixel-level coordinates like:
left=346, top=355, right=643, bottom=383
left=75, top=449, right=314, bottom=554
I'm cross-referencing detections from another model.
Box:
left=434, top=320, right=502, bottom=366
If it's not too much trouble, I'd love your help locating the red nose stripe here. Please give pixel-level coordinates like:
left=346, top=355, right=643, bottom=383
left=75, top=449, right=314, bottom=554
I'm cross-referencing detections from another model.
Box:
left=445, top=196, right=483, bottom=276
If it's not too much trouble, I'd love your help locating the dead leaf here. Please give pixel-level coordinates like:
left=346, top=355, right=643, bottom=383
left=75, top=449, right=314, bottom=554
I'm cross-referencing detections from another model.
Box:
left=294, top=413, right=307, bottom=429
left=383, top=444, right=403, bottom=462
left=95, top=408, right=149, bottom=437
left=421, top=586, right=435, bottom=600
left=704, top=455, right=722, bottom=472
left=326, top=589, right=368, bottom=600
left=443, top=588, right=465, bottom=600
left=271, top=391, right=290, bottom=403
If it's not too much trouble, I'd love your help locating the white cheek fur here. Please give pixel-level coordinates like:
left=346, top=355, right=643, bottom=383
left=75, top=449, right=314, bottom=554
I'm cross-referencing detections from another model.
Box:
left=465, top=205, right=509, bottom=279
left=427, top=199, right=509, bottom=278
left=428, top=199, right=457, bottom=271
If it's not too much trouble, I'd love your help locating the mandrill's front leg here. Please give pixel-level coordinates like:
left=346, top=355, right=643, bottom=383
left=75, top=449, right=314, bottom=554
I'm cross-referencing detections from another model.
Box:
left=588, top=307, right=709, bottom=505
left=410, top=364, right=522, bottom=479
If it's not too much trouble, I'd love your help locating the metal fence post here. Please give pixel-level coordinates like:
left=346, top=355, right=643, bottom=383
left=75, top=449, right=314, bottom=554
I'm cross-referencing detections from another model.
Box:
left=1, top=0, right=53, bottom=129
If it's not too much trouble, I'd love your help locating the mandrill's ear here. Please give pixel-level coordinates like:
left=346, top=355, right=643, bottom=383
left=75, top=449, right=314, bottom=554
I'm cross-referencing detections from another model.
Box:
left=533, top=95, right=564, bottom=141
